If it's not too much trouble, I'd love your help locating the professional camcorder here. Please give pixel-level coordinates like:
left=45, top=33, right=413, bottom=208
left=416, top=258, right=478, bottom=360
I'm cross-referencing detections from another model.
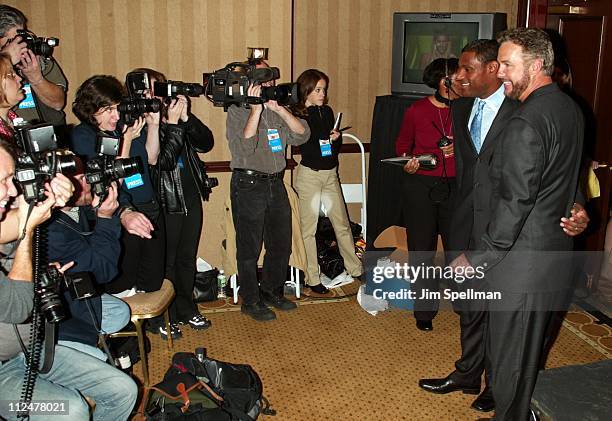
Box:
left=203, top=48, right=298, bottom=110
left=120, top=72, right=162, bottom=125
left=38, top=267, right=96, bottom=324
left=14, top=124, right=76, bottom=203
left=84, top=134, right=144, bottom=201
left=16, top=29, right=59, bottom=58
left=153, top=80, right=204, bottom=99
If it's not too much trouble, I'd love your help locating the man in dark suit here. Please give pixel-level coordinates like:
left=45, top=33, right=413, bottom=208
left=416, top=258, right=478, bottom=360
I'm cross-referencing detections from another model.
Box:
left=418, top=39, right=515, bottom=413
left=419, top=39, right=588, bottom=416
left=451, top=28, right=585, bottom=421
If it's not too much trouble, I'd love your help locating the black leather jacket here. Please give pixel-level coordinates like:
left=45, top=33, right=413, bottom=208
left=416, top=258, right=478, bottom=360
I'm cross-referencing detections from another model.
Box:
left=156, top=115, right=214, bottom=214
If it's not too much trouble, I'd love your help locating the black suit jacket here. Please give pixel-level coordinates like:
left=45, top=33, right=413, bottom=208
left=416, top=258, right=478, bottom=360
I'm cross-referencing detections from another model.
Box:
left=468, top=84, right=584, bottom=293
left=449, top=95, right=520, bottom=253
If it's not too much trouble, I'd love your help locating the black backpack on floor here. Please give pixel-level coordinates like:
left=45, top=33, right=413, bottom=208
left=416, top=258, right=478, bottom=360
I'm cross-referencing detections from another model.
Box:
left=154, top=351, right=275, bottom=421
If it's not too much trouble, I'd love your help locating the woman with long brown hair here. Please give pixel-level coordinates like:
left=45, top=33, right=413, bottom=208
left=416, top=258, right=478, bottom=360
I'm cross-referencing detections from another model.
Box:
left=292, top=69, right=363, bottom=294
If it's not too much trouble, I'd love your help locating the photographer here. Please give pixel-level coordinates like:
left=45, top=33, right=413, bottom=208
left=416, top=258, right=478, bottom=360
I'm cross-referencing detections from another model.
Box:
left=0, top=139, right=137, bottom=420
left=45, top=160, right=130, bottom=360
left=0, top=5, right=67, bottom=125
left=137, top=68, right=213, bottom=333
left=226, top=60, right=309, bottom=322
left=70, top=75, right=166, bottom=304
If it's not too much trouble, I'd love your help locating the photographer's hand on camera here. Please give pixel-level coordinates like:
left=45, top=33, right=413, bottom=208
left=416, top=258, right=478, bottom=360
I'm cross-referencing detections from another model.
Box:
left=48, top=260, right=76, bottom=275
left=16, top=186, right=55, bottom=235
left=178, top=95, right=189, bottom=122
left=49, top=173, right=75, bottom=208
left=265, top=99, right=307, bottom=135
left=144, top=108, right=160, bottom=128
left=166, top=97, right=185, bottom=125
left=16, top=49, right=65, bottom=111
left=120, top=209, right=154, bottom=239
left=120, top=116, right=146, bottom=158
left=93, top=182, right=119, bottom=218
left=243, top=84, right=264, bottom=138
left=1, top=35, right=27, bottom=64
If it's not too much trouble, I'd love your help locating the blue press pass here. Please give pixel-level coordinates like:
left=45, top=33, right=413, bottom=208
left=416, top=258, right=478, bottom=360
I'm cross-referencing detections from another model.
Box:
left=267, top=129, right=283, bottom=153
left=18, top=84, right=36, bottom=109
left=124, top=173, right=144, bottom=189
left=177, top=156, right=184, bottom=169
left=319, top=139, right=332, bottom=157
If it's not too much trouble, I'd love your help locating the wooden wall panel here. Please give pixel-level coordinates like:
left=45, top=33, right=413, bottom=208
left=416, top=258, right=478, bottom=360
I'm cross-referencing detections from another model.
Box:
left=293, top=0, right=518, bottom=145
left=4, top=0, right=518, bottom=266
left=5, top=0, right=293, bottom=163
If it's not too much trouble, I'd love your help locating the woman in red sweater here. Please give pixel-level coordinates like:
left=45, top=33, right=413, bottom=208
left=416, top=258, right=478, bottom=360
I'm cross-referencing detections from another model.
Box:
left=395, top=58, right=460, bottom=331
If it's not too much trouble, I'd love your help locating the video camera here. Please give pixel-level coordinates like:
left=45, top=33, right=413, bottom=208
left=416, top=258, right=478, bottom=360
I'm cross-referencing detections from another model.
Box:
left=203, top=47, right=298, bottom=110
left=120, top=72, right=162, bottom=125
left=14, top=124, right=77, bottom=204
left=84, top=134, right=144, bottom=201
left=153, top=80, right=204, bottom=99
left=16, top=29, right=59, bottom=58
left=38, top=266, right=96, bottom=324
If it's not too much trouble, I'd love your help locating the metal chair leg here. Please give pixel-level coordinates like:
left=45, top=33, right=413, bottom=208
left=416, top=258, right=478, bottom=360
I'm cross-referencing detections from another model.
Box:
left=133, top=318, right=149, bottom=387
left=163, top=310, right=173, bottom=350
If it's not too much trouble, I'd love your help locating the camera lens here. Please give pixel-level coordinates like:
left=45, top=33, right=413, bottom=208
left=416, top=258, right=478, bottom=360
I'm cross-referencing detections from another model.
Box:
left=112, top=157, right=144, bottom=179
left=56, top=155, right=77, bottom=174
left=261, top=83, right=298, bottom=105
left=39, top=291, right=65, bottom=323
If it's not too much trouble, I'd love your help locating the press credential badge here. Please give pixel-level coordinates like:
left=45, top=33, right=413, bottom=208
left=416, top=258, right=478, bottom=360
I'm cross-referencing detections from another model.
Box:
left=267, top=129, right=283, bottom=153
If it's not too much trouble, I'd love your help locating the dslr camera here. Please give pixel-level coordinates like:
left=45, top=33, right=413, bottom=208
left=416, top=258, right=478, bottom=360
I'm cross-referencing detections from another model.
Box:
left=38, top=266, right=96, bottom=324
left=203, top=47, right=298, bottom=110
left=14, top=124, right=76, bottom=204
left=120, top=72, right=162, bottom=125
left=85, top=134, right=144, bottom=201
left=16, top=29, right=59, bottom=58
left=200, top=167, right=218, bottom=201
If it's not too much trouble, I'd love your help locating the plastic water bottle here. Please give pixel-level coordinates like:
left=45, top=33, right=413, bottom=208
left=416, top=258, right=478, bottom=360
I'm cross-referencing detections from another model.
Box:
left=217, top=270, right=227, bottom=299
left=116, top=352, right=132, bottom=374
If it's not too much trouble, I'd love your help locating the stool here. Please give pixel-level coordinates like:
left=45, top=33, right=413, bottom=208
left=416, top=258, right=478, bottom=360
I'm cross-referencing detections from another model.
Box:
left=109, top=279, right=175, bottom=387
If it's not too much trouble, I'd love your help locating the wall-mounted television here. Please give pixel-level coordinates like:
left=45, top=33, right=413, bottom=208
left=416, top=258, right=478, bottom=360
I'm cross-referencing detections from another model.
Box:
left=391, top=12, right=507, bottom=96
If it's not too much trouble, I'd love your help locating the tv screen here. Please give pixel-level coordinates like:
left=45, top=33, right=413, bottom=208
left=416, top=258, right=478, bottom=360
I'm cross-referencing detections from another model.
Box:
left=392, top=13, right=507, bottom=96
left=402, top=22, right=479, bottom=85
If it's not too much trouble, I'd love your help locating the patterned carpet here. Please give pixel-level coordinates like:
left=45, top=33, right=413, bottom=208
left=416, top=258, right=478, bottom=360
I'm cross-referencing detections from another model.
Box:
left=131, top=283, right=610, bottom=420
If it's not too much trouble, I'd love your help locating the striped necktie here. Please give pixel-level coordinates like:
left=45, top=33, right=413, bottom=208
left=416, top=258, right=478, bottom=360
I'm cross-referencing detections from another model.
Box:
left=470, top=99, right=486, bottom=153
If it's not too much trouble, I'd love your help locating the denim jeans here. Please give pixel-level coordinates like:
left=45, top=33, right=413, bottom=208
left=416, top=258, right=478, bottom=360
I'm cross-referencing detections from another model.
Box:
left=230, top=172, right=291, bottom=305
left=59, top=293, right=131, bottom=361
left=0, top=345, right=137, bottom=420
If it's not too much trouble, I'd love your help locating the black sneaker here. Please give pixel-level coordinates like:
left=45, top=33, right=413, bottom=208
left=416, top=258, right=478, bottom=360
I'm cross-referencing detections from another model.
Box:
left=306, top=283, right=330, bottom=294
left=241, top=302, right=276, bottom=322
left=158, top=323, right=182, bottom=340
left=187, top=314, right=211, bottom=330
left=261, top=290, right=297, bottom=311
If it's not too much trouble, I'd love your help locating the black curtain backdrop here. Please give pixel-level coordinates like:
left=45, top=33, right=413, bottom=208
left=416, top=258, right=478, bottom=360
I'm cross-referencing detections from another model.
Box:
left=366, top=94, right=423, bottom=249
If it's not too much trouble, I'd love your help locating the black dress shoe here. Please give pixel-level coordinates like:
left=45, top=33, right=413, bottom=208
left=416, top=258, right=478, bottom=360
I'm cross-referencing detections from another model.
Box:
left=261, top=290, right=297, bottom=311
left=416, top=319, right=433, bottom=331
left=241, top=302, right=276, bottom=321
left=471, top=390, right=495, bottom=412
left=418, top=376, right=480, bottom=395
